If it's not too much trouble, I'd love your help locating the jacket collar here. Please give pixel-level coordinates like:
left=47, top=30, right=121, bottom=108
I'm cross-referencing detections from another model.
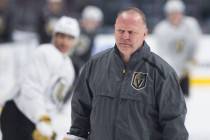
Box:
left=113, top=41, right=151, bottom=70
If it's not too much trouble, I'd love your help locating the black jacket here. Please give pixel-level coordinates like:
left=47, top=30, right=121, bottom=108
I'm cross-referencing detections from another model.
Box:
left=69, top=42, right=188, bottom=140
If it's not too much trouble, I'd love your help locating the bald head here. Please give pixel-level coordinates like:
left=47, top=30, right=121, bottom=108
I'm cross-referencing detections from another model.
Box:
left=116, top=7, right=147, bottom=25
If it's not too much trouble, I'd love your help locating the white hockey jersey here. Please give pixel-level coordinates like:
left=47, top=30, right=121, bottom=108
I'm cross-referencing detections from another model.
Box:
left=14, top=44, right=75, bottom=135
left=0, top=47, right=16, bottom=106
left=153, top=16, right=201, bottom=77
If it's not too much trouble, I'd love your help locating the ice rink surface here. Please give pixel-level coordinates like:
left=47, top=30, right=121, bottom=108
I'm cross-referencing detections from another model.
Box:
left=186, top=86, right=210, bottom=140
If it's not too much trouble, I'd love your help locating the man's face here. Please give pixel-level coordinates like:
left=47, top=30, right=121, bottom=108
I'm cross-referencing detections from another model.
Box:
left=167, top=11, right=183, bottom=26
left=81, top=19, right=101, bottom=34
left=53, top=33, right=75, bottom=54
left=48, top=1, right=63, bottom=14
left=114, top=11, right=147, bottom=57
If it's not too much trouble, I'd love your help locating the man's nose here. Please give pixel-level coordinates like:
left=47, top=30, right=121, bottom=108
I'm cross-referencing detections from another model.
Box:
left=122, top=31, right=130, bottom=39
left=63, top=37, right=71, bottom=43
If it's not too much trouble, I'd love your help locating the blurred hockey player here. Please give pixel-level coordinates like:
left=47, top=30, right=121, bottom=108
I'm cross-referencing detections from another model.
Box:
left=0, top=0, right=13, bottom=43
left=0, top=16, right=80, bottom=140
left=71, top=5, right=103, bottom=75
left=153, top=0, right=201, bottom=96
left=37, top=0, right=65, bottom=44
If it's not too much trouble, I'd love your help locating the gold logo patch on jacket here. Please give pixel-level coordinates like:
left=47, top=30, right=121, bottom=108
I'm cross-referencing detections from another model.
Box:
left=131, top=72, right=148, bottom=90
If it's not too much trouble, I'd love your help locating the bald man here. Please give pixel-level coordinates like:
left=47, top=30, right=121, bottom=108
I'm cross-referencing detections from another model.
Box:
left=68, top=7, right=188, bottom=140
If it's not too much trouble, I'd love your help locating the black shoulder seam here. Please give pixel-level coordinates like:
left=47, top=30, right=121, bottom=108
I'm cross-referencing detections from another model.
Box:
left=143, top=58, right=166, bottom=79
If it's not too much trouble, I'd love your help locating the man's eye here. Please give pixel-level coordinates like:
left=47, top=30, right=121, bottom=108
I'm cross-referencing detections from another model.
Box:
left=128, top=31, right=133, bottom=34
left=118, top=30, right=124, bottom=33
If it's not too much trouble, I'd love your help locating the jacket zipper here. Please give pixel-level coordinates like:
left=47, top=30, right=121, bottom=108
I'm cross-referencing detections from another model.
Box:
left=113, top=66, right=127, bottom=140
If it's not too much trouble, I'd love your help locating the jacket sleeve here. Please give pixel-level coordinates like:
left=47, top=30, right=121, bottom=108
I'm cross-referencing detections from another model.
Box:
left=156, top=71, right=188, bottom=140
left=67, top=135, right=87, bottom=140
left=15, top=51, right=51, bottom=123
left=69, top=62, right=93, bottom=139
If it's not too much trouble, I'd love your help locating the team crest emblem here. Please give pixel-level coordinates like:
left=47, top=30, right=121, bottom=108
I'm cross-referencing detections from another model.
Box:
left=131, top=72, right=148, bottom=90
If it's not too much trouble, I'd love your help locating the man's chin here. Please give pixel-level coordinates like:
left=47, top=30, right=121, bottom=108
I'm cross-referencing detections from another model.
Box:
left=118, top=47, right=132, bottom=55
left=119, top=45, right=132, bottom=51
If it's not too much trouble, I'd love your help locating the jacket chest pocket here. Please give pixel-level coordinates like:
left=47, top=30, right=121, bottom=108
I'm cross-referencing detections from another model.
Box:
left=93, top=77, right=121, bottom=98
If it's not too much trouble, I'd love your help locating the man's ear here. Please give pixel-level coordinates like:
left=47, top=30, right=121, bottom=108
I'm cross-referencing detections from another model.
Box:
left=144, top=26, right=148, bottom=36
left=143, top=26, right=148, bottom=40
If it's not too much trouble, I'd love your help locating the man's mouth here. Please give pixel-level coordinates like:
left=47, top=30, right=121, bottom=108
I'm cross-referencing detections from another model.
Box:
left=119, top=43, right=131, bottom=46
left=58, top=45, right=66, bottom=52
